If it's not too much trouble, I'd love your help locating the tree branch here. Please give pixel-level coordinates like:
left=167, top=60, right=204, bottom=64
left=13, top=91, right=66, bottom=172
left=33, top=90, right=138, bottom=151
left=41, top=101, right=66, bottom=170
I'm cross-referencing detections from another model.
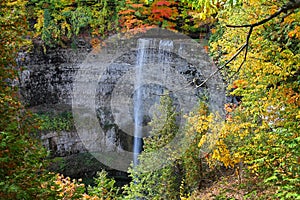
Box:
left=227, top=26, right=252, bottom=79
left=226, top=8, right=284, bottom=28
left=196, top=42, right=247, bottom=88
left=211, top=0, right=300, bottom=80
left=227, top=0, right=300, bottom=28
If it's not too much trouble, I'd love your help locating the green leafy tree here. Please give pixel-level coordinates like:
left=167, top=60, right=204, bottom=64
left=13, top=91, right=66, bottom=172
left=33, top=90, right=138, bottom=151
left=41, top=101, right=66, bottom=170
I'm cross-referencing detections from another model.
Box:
left=123, top=94, right=182, bottom=199
left=0, top=0, right=57, bottom=199
left=87, top=170, right=120, bottom=200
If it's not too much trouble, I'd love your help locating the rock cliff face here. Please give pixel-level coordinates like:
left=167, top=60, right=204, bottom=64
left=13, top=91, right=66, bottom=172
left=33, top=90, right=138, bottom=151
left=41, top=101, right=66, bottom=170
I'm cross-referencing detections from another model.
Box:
left=19, top=29, right=226, bottom=175
left=41, top=131, right=87, bottom=157
left=19, top=44, right=91, bottom=163
left=19, top=45, right=89, bottom=106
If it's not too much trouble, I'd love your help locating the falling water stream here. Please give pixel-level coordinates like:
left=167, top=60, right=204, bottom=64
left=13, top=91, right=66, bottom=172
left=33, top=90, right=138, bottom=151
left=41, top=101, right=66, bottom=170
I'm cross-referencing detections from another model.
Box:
left=133, top=38, right=174, bottom=167
left=133, top=38, right=148, bottom=167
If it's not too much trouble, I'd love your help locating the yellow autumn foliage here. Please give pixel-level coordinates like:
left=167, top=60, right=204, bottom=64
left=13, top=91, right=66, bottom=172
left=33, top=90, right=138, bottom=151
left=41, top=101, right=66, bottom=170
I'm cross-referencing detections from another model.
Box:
left=195, top=0, right=300, bottom=198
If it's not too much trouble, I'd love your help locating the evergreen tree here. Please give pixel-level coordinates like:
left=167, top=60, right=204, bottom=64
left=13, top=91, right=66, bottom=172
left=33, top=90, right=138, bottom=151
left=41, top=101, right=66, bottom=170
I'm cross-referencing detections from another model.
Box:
left=123, top=94, right=182, bottom=200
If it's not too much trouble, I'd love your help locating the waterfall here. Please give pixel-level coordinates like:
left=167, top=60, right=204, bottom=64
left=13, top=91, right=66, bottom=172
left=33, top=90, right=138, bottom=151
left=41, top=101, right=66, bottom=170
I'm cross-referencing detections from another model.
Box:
left=133, top=38, right=174, bottom=167
left=133, top=39, right=150, bottom=167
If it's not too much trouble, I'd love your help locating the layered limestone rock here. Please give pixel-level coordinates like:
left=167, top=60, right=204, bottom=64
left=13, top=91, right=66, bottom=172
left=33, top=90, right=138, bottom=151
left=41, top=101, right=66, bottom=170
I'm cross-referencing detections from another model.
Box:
left=19, top=29, right=226, bottom=168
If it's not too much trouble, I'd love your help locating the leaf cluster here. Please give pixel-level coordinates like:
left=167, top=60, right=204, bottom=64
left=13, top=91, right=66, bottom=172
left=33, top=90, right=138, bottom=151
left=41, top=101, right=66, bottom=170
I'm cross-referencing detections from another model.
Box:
left=34, top=111, right=75, bottom=132
left=118, top=0, right=211, bottom=35
left=87, top=170, right=120, bottom=200
left=27, top=0, right=119, bottom=48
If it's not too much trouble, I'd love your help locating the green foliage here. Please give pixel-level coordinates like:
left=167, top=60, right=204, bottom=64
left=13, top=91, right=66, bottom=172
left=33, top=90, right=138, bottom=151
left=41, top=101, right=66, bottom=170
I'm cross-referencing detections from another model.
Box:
left=0, top=0, right=57, bottom=199
left=34, top=111, right=75, bottom=132
left=23, top=0, right=216, bottom=47
left=87, top=170, right=120, bottom=200
left=27, top=0, right=119, bottom=47
left=181, top=103, right=210, bottom=193
left=122, top=94, right=182, bottom=199
left=0, top=130, right=57, bottom=199
left=182, top=0, right=243, bottom=20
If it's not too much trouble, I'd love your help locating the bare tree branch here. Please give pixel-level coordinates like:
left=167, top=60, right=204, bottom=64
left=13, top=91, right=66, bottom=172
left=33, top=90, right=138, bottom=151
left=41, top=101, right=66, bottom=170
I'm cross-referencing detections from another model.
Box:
left=194, top=0, right=300, bottom=86
left=227, top=26, right=253, bottom=79
left=196, top=42, right=247, bottom=88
